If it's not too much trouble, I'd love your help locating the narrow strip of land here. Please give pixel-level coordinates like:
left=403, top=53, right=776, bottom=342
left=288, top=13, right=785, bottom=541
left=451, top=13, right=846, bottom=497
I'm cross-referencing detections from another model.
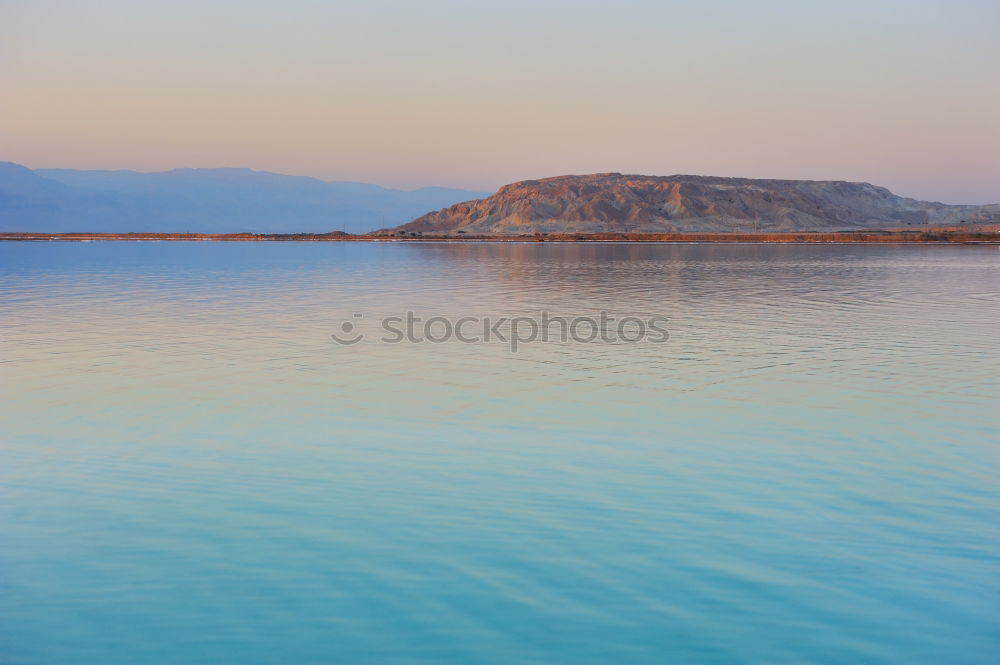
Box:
left=2, top=230, right=999, bottom=243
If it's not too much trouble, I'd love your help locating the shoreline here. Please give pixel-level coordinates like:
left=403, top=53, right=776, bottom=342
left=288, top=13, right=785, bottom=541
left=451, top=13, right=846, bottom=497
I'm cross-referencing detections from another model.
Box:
left=2, top=231, right=999, bottom=244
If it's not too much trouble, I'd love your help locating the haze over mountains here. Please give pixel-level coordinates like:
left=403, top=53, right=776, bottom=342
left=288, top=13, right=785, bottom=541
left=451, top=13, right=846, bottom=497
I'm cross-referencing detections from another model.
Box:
left=4, top=163, right=998, bottom=236
left=392, top=174, right=1000, bottom=235
left=0, top=162, right=487, bottom=234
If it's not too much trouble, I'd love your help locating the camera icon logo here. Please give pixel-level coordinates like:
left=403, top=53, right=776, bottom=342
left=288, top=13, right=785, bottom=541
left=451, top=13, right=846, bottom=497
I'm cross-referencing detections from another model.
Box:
left=330, top=313, right=365, bottom=345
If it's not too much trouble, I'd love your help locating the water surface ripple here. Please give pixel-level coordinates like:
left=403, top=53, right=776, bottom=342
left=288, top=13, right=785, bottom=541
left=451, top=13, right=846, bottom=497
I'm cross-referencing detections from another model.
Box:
left=1, top=242, right=998, bottom=664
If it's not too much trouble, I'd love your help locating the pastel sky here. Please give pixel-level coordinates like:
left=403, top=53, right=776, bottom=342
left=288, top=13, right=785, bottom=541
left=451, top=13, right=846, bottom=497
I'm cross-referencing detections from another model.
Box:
left=2, top=0, right=998, bottom=202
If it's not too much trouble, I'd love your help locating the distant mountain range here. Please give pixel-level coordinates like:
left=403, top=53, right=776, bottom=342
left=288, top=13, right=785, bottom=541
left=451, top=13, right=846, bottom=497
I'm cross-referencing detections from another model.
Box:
left=390, top=173, right=1000, bottom=235
left=5, top=164, right=998, bottom=236
left=0, top=162, right=487, bottom=234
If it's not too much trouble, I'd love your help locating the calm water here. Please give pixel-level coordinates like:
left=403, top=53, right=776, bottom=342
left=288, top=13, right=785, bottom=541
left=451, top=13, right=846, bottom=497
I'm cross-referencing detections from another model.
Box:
left=1, top=241, right=998, bottom=664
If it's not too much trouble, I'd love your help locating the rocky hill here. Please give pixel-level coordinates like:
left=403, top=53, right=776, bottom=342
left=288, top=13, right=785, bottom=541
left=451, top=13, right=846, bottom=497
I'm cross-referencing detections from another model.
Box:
left=387, top=173, right=1000, bottom=235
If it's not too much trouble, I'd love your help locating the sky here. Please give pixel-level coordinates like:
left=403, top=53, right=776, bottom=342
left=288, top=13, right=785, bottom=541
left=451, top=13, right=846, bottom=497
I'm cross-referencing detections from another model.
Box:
left=2, top=0, right=998, bottom=202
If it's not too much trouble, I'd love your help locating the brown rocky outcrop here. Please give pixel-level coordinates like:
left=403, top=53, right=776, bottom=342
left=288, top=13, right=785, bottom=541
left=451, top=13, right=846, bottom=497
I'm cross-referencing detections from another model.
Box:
left=384, top=173, right=1000, bottom=234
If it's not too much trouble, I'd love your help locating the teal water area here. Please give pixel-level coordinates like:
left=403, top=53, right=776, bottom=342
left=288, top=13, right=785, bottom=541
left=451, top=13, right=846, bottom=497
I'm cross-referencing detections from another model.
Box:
left=2, top=241, right=998, bottom=664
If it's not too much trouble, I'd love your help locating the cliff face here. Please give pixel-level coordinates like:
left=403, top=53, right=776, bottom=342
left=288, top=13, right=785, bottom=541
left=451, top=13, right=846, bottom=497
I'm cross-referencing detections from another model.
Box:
left=388, top=173, right=1000, bottom=234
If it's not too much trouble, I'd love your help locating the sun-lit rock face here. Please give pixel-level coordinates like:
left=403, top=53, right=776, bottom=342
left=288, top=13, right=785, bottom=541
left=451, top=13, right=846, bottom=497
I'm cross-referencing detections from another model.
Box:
left=388, top=173, right=1000, bottom=234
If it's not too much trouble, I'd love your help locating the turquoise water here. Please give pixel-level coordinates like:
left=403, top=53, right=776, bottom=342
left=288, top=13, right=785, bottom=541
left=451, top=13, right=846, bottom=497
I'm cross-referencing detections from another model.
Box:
left=1, top=241, right=998, bottom=664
